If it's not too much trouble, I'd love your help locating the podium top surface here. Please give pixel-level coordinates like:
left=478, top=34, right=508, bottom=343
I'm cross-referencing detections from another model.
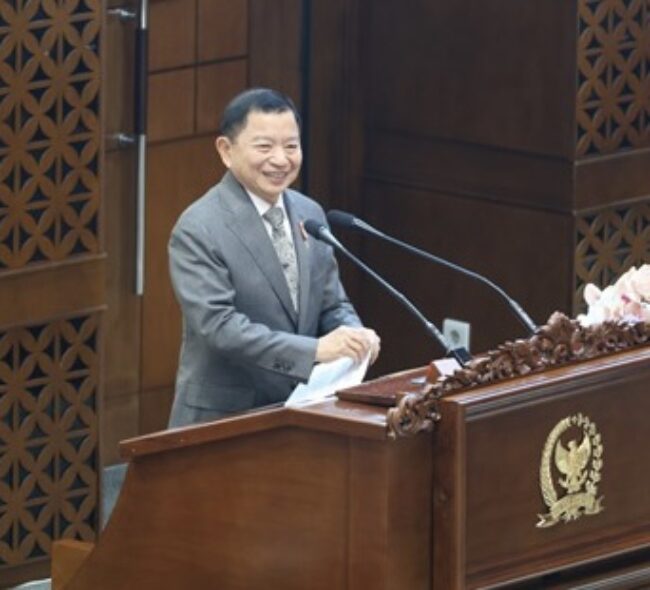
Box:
left=120, top=344, right=650, bottom=459
left=120, top=397, right=393, bottom=460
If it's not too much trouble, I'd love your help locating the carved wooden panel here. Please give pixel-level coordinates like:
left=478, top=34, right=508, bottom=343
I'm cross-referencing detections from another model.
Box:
left=0, top=312, right=99, bottom=570
left=574, top=201, right=650, bottom=313
left=576, top=0, right=650, bottom=157
left=0, top=0, right=101, bottom=271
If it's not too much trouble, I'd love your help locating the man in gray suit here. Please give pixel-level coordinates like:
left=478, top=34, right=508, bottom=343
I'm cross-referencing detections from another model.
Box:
left=168, top=88, right=380, bottom=428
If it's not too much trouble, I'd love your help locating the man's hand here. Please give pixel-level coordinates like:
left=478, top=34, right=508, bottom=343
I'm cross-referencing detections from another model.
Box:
left=316, top=326, right=381, bottom=364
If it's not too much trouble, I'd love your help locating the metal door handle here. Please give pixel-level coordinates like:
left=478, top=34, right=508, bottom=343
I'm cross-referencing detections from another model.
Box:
left=109, top=1, right=148, bottom=296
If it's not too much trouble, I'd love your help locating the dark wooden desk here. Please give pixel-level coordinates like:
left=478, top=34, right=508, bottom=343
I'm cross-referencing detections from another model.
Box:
left=64, top=349, right=650, bottom=589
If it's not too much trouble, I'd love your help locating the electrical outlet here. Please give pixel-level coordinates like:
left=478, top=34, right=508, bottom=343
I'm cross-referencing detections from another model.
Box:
left=443, top=318, right=471, bottom=352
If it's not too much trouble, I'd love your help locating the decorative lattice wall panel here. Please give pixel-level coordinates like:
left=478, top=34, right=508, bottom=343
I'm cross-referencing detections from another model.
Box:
left=576, top=0, right=650, bottom=157
left=0, top=312, right=100, bottom=571
left=574, top=201, right=650, bottom=313
left=0, top=0, right=101, bottom=271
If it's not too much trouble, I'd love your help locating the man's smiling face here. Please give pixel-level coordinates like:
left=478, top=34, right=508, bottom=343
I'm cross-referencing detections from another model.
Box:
left=216, top=109, right=302, bottom=204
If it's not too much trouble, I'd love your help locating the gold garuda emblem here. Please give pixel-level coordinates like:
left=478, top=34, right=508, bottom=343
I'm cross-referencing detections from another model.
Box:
left=537, top=413, right=604, bottom=528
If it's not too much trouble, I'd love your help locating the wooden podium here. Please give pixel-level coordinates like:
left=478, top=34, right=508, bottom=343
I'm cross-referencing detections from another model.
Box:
left=61, top=344, right=650, bottom=589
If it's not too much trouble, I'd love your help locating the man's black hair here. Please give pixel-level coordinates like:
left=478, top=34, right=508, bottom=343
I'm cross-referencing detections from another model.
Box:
left=218, top=88, right=301, bottom=140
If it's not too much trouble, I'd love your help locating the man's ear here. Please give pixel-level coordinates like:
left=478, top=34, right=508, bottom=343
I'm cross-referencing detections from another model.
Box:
left=215, top=136, right=232, bottom=168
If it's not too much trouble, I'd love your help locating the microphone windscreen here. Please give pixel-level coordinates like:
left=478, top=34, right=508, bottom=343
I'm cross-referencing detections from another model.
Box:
left=327, top=209, right=356, bottom=229
left=303, top=219, right=324, bottom=238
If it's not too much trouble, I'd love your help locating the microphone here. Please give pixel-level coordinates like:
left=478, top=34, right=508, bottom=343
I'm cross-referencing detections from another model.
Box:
left=327, top=210, right=538, bottom=335
left=303, top=219, right=472, bottom=366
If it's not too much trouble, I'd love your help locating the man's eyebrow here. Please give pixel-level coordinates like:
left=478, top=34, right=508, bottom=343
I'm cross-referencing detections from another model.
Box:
left=250, top=135, right=300, bottom=142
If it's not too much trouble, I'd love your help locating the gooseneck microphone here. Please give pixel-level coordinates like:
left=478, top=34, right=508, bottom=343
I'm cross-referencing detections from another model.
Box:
left=327, top=210, right=538, bottom=336
left=303, top=219, right=472, bottom=366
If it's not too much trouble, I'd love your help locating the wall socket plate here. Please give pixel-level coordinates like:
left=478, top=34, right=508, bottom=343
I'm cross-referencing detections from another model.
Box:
left=443, top=318, right=471, bottom=352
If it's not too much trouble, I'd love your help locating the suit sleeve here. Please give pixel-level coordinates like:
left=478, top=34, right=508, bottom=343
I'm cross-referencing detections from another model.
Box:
left=169, top=217, right=317, bottom=382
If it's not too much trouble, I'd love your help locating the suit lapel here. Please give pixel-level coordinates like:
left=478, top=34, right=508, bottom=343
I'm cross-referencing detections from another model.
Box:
left=220, top=173, right=299, bottom=327
left=285, top=192, right=311, bottom=333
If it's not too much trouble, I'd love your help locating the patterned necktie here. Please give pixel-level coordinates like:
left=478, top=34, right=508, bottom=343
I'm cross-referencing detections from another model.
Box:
left=263, top=206, right=299, bottom=311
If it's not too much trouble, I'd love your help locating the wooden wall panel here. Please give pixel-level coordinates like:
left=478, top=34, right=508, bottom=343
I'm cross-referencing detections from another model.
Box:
left=196, top=60, right=248, bottom=134
left=147, top=68, right=196, bottom=142
left=365, top=131, right=576, bottom=213
left=197, top=0, right=248, bottom=62
left=357, top=181, right=573, bottom=375
left=249, top=0, right=303, bottom=103
left=361, top=0, right=578, bottom=158
left=103, top=149, right=139, bottom=400
left=102, top=148, right=140, bottom=466
left=346, top=0, right=650, bottom=372
left=575, top=151, right=650, bottom=210
left=138, top=387, right=175, bottom=436
left=306, top=0, right=364, bottom=211
left=102, top=0, right=144, bottom=467
left=0, top=260, right=105, bottom=330
left=142, top=138, right=220, bottom=395
left=149, top=0, right=196, bottom=71
left=0, top=0, right=105, bottom=583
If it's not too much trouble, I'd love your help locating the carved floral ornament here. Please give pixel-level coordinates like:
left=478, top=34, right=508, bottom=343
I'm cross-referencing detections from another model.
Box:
left=386, top=312, right=650, bottom=438
left=387, top=266, right=650, bottom=438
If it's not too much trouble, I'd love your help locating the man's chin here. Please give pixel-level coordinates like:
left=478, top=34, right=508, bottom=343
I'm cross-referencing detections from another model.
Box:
left=262, top=182, right=291, bottom=198
left=254, top=187, right=284, bottom=204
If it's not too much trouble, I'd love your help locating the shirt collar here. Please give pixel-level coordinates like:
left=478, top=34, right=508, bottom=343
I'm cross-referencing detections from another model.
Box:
left=246, top=190, right=286, bottom=217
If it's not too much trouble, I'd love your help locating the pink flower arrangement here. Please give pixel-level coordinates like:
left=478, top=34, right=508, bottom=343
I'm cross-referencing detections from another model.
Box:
left=578, top=265, right=650, bottom=326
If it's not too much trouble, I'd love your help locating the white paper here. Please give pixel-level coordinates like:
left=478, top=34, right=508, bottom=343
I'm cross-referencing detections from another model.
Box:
left=284, top=353, right=370, bottom=407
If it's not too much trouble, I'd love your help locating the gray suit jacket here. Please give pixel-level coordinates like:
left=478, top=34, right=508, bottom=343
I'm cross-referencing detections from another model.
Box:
left=168, top=172, right=361, bottom=427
